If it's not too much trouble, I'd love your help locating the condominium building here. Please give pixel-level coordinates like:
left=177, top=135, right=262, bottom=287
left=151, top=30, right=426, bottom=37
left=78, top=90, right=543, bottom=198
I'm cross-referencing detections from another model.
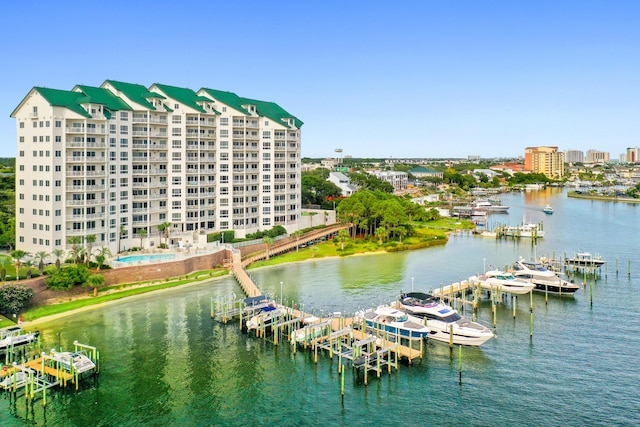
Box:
left=11, top=80, right=303, bottom=255
left=585, top=149, right=610, bottom=163
left=524, top=146, right=565, bottom=179
left=371, top=171, right=408, bottom=192
left=564, top=149, right=584, bottom=164
left=625, top=147, right=640, bottom=163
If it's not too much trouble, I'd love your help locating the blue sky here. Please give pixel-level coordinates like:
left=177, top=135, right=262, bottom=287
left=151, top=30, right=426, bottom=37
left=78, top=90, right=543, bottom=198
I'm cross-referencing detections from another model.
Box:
left=1, top=1, right=639, bottom=159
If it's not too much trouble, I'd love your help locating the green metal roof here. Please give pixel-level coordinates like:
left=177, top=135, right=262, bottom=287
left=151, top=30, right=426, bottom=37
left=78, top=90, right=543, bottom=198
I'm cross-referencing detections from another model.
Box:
left=152, top=84, right=206, bottom=113
left=200, top=88, right=251, bottom=115
left=103, top=80, right=157, bottom=110
left=26, top=87, right=92, bottom=118
left=74, top=85, right=132, bottom=111
left=239, top=97, right=303, bottom=129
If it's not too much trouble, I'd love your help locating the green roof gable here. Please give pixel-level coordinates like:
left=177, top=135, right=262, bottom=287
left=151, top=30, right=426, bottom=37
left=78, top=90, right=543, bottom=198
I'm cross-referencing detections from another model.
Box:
left=200, top=88, right=251, bottom=115
left=74, top=85, right=132, bottom=111
left=239, top=97, right=303, bottom=129
left=26, top=87, right=92, bottom=118
left=103, top=80, right=157, bottom=110
left=152, top=84, right=206, bottom=113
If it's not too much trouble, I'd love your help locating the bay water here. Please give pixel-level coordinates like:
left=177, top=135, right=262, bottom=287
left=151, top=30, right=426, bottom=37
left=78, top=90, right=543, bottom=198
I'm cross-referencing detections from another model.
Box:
left=1, top=189, right=639, bottom=426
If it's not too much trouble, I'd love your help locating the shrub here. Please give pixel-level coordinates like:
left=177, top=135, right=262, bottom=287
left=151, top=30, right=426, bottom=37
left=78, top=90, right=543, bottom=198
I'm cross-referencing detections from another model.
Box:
left=45, top=265, right=90, bottom=290
left=0, top=283, right=34, bottom=315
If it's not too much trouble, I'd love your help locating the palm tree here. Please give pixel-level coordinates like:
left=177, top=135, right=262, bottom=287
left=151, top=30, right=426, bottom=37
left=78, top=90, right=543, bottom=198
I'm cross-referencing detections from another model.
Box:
left=337, top=229, right=349, bottom=251
left=263, top=236, right=274, bottom=260
left=94, top=246, right=112, bottom=271
left=375, top=227, right=387, bottom=245
left=51, top=248, right=65, bottom=269
left=136, top=228, right=147, bottom=249
left=0, top=257, right=8, bottom=281
left=24, top=260, right=34, bottom=279
left=34, top=250, right=49, bottom=275
left=157, top=222, right=171, bottom=247
left=118, top=225, right=126, bottom=253
left=85, top=234, right=96, bottom=266
left=68, top=236, right=82, bottom=264
left=85, top=273, right=105, bottom=297
left=10, top=249, right=27, bottom=281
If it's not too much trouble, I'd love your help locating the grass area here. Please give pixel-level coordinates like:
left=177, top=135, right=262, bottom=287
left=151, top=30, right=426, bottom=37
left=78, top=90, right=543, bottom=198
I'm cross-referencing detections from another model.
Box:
left=19, top=269, right=228, bottom=323
left=249, top=219, right=474, bottom=269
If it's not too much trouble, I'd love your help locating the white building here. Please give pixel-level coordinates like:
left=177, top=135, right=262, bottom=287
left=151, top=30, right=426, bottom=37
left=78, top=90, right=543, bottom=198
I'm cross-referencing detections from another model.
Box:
left=371, top=171, right=408, bottom=192
left=585, top=150, right=610, bottom=164
left=328, top=172, right=358, bottom=196
left=11, top=81, right=303, bottom=255
left=564, top=150, right=584, bottom=164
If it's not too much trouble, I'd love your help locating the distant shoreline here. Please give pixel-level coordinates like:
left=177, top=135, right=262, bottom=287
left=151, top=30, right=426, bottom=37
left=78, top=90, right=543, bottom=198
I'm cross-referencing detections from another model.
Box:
left=567, top=192, right=640, bottom=203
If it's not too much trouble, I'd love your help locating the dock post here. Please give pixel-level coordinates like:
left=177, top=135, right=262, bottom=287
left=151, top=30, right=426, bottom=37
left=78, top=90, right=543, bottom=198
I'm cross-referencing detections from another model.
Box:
left=458, top=345, right=463, bottom=384
left=628, top=260, right=631, bottom=279
left=529, top=291, right=533, bottom=337
left=491, top=289, right=497, bottom=328
left=512, top=295, right=517, bottom=319
left=449, top=324, right=453, bottom=348
left=589, top=281, right=593, bottom=306
left=341, top=362, right=345, bottom=398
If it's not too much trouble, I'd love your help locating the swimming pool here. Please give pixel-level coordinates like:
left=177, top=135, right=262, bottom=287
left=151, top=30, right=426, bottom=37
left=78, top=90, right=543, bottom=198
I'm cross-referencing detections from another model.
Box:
left=115, top=254, right=177, bottom=264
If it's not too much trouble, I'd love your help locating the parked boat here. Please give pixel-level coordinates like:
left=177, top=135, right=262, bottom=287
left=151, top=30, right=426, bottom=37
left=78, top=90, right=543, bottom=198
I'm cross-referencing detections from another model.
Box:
left=471, top=270, right=535, bottom=295
left=0, top=327, right=39, bottom=353
left=511, top=257, right=580, bottom=295
left=246, top=305, right=288, bottom=330
left=501, top=221, right=545, bottom=238
left=50, top=350, right=97, bottom=374
left=543, top=205, right=554, bottom=214
left=290, top=316, right=332, bottom=343
left=565, top=252, right=606, bottom=267
left=393, top=293, right=494, bottom=346
left=473, top=199, right=510, bottom=213
left=356, top=305, right=430, bottom=339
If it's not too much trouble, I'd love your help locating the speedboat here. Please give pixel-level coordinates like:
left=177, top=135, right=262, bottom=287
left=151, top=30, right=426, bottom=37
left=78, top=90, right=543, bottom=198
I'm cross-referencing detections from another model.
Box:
left=0, top=327, right=39, bottom=353
left=246, top=306, right=288, bottom=331
left=471, top=270, right=535, bottom=295
left=50, top=350, right=97, bottom=374
left=473, top=199, right=510, bottom=213
left=543, top=205, right=554, bottom=214
left=393, top=293, right=494, bottom=346
left=356, top=305, right=430, bottom=339
left=511, top=257, right=580, bottom=295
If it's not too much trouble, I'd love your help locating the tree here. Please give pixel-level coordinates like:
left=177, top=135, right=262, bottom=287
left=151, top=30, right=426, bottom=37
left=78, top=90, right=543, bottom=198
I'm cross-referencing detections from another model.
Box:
left=34, top=251, right=49, bottom=275
left=94, top=246, right=112, bottom=271
left=375, top=226, right=387, bottom=245
left=337, top=229, right=349, bottom=251
left=45, top=265, right=90, bottom=290
left=118, top=225, right=126, bottom=253
left=24, top=260, right=34, bottom=279
left=85, top=273, right=105, bottom=297
left=51, top=248, right=65, bottom=269
left=292, top=230, right=303, bottom=252
left=68, top=236, right=82, bottom=264
left=0, top=284, right=34, bottom=316
left=85, top=234, right=96, bottom=266
left=263, top=236, right=274, bottom=260
left=136, top=228, right=148, bottom=249
left=0, top=257, right=7, bottom=281
left=311, top=246, right=319, bottom=258
left=157, top=222, right=172, bottom=247
left=10, top=249, right=27, bottom=281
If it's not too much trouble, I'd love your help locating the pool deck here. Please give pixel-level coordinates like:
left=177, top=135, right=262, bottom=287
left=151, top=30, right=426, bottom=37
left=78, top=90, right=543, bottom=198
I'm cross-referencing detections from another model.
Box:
left=109, top=243, right=227, bottom=268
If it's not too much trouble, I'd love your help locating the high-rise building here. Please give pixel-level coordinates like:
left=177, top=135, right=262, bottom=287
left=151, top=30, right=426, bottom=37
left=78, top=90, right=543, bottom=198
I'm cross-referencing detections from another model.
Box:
left=11, top=80, right=303, bottom=255
left=585, top=150, right=610, bottom=163
left=626, top=147, right=640, bottom=163
left=523, top=146, right=565, bottom=179
left=564, top=150, right=584, bottom=164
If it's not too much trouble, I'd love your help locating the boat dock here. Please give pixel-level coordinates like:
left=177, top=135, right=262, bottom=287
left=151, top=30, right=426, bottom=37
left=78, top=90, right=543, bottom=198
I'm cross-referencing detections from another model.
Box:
left=0, top=341, right=99, bottom=405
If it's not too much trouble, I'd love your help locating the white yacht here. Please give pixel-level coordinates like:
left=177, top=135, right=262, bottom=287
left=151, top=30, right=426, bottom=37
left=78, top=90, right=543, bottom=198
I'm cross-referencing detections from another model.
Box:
left=356, top=305, right=430, bottom=339
left=473, top=199, right=510, bottom=213
left=471, top=270, right=535, bottom=295
left=511, top=258, right=580, bottom=295
left=502, top=222, right=545, bottom=238
left=393, top=293, right=494, bottom=346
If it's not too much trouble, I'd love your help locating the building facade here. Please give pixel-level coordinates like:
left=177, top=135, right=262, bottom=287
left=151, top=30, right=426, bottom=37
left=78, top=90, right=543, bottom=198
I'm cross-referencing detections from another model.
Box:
left=371, top=171, right=408, bottom=192
left=564, top=150, right=584, bottom=164
left=585, top=149, right=610, bottom=163
left=524, top=146, right=565, bottom=179
left=625, top=147, right=640, bottom=163
left=11, top=81, right=303, bottom=255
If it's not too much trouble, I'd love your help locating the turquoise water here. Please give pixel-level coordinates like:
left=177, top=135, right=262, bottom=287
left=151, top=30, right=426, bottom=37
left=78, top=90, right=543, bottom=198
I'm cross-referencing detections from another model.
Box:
left=1, top=189, right=639, bottom=426
left=115, top=253, right=177, bottom=263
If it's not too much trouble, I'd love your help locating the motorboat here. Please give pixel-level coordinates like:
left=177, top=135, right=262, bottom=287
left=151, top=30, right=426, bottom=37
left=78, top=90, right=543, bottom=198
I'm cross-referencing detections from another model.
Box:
left=0, top=327, right=39, bottom=353
left=473, top=199, right=510, bottom=213
left=246, top=305, right=288, bottom=331
left=356, top=305, right=430, bottom=339
left=502, top=221, right=545, bottom=238
left=393, top=293, right=494, bottom=346
left=471, top=270, right=535, bottom=295
left=565, top=252, right=606, bottom=267
left=50, top=350, right=97, bottom=374
left=511, top=257, right=580, bottom=295
left=543, top=205, right=554, bottom=214
left=290, top=316, right=332, bottom=343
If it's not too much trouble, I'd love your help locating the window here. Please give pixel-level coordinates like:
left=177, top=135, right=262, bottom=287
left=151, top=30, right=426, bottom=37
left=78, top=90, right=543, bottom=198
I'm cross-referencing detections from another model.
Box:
left=171, top=128, right=182, bottom=136
left=120, top=112, right=128, bottom=121
left=19, top=122, right=24, bottom=128
left=19, top=136, right=24, bottom=143
left=264, top=120, right=269, bottom=126
left=120, top=138, right=128, bottom=148
left=172, top=115, right=182, bottom=124
left=220, top=117, right=228, bottom=125
left=55, top=120, right=61, bottom=127
left=120, top=125, right=128, bottom=134
left=55, top=150, right=61, bottom=157
left=172, top=152, right=182, bottom=161
left=172, top=140, right=181, bottom=148
left=55, top=136, right=61, bottom=142
left=263, top=131, right=271, bottom=139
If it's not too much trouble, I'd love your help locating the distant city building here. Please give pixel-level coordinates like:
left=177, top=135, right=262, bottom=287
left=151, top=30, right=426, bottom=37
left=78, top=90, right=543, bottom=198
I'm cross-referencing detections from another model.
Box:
left=328, top=172, right=357, bottom=197
left=490, top=162, right=525, bottom=175
left=585, top=150, right=610, bottom=163
left=371, top=171, right=408, bottom=192
left=321, top=158, right=337, bottom=169
left=626, top=147, right=640, bottom=163
left=524, top=146, right=565, bottom=179
left=467, top=155, right=481, bottom=161
left=472, top=168, right=500, bottom=179
left=564, top=150, right=584, bottom=164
